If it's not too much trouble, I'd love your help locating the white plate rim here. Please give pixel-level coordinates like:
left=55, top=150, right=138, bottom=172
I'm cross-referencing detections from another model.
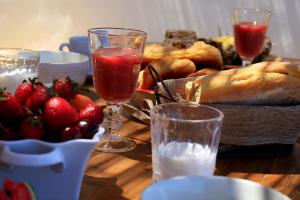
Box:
left=142, top=175, right=291, bottom=200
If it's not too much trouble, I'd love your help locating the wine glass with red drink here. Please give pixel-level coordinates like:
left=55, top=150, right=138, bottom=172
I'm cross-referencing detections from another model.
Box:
left=231, top=8, right=271, bottom=67
left=88, top=28, right=147, bottom=152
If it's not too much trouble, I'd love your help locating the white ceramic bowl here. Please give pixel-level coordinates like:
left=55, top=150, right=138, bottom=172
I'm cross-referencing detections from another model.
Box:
left=38, top=51, right=89, bottom=86
left=142, top=176, right=291, bottom=200
left=0, top=127, right=104, bottom=200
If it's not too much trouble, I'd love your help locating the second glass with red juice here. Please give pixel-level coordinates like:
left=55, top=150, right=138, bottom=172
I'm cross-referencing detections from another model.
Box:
left=233, top=21, right=268, bottom=59
left=92, top=47, right=141, bottom=104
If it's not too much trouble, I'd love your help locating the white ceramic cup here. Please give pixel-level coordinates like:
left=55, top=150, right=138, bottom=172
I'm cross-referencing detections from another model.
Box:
left=38, top=51, right=89, bottom=86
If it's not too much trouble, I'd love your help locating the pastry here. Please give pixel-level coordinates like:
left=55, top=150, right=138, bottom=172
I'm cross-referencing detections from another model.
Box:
left=185, top=62, right=300, bottom=105
left=198, top=36, right=272, bottom=65
left=142, top=43, right=167, bottom=68
left=169, top=41, right=223, bottom=69
left=138, top=56, right=196, bottom=90
left=143, top=40, right=223, bottom=69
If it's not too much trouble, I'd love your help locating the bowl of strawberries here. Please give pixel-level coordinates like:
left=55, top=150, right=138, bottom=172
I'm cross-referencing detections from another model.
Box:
left=0, top=77, right=104, bottom=200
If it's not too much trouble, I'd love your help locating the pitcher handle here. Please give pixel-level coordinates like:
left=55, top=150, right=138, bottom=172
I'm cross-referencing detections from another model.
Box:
left=0, top=144, right=65, bottom=172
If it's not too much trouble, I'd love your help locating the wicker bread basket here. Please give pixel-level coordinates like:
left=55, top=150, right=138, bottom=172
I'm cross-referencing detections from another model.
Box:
left=155, top=77, right=300, bottom=146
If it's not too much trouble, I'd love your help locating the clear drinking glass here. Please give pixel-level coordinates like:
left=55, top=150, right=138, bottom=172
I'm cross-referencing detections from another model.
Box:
left=150, top=103, right=224, bottom=181
left=0, top=48, right=39, bottom=94
left=231, top=8, right=271, bottom=66
left=88, top=28, right=147, bottom=153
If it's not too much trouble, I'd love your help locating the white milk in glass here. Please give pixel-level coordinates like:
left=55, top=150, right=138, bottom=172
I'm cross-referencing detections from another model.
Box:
left=153, top=141, right=216, bottom=180
left=0, top=68, right=37, bottom=94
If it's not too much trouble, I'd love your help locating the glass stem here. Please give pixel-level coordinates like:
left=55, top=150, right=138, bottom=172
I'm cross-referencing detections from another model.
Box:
left=241, top=58, right=253, bottom=67
left=105, top=104, right=122, bottom=138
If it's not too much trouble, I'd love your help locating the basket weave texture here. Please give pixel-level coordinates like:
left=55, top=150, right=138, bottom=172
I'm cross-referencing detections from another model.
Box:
left=157, top=77, right=300, bottom=145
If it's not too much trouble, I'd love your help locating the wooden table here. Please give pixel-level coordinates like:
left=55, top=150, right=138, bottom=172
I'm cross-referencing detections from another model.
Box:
left=80, top=118, right=300, bottom=200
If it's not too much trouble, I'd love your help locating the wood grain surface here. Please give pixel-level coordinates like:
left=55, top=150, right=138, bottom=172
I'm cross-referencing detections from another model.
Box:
left=81, top=59, right=300, bottom=200
left=80, top=118, right=300, bottom=200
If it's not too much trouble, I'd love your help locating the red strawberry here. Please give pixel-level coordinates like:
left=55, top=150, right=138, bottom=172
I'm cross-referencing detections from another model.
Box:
left=52, top=77, right=79, bottom=101
left=43, top=97, right=79, bottom=131
left=0, top=88, right=23, bottom=121
left=71, top=94, right=94, bottom=111
left=15, top=78, right=49, bottom=113
left=2, top=178, right=35, bottom=200
left=79, top=103, right=103, bottom=125
left=15, top=81, right=34, bottom=105
left=78, top=120, right=99, bottom=139
left=20, top=116, right=45, bottom=139
left=60, top=125, right=81, bottom=141
left=25, top=84, right=49, bottom=113
left=0, top=190, right=6, bottom=200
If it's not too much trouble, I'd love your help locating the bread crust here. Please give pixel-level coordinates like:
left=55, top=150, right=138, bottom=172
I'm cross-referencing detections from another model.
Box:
left=186, top=62, right=300, bottom=105
left=138, top=56, right=196, bottom=90
left=186, top=68, right=218, bottom=77
left=142, top=41, right=223, bottom=70
left=142, top=43, right=166, bottom=68
left=169, top=41, right=223, bottom=69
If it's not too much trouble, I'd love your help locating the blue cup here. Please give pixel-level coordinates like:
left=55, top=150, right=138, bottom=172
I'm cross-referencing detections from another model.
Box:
left=59, top=36, right=89, bottom=56
left=59, top=36, right=91, bottom=74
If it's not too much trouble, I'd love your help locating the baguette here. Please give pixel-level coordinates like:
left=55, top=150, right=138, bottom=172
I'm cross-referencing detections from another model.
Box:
left=186, top=68, right=219, bottom=77
left=185, top=62, right=300, bottom=105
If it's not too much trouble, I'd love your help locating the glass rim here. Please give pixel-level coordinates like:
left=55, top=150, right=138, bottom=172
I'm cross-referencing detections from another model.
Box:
left=150, top=103, right=224, bottom=123
left=231, top=8, right=272, bottom=16
left=0, top=48, right=40, bottom=59
left=88, top=27, right=147, bottom=37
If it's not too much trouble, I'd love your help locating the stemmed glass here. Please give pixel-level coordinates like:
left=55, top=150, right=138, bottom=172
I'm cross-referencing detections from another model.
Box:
left=231, top=8, right=271, bottom=67
left=88, top=28, right=147, bottom=153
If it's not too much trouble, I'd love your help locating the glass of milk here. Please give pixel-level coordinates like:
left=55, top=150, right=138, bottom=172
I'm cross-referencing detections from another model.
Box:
left=0, top=48, right=39, bottom=94
left=150, top=103, right=224, bottom=181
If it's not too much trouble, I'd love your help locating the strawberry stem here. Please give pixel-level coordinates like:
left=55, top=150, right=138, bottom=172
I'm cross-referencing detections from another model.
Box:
left=0, top=88, right=8, bottom=101
left=0, top=87, right=7, bottom=94
left=22, top=106, right=34, bottom=116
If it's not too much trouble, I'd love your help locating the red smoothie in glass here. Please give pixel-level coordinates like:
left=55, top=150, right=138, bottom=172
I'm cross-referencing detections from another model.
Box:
left=234, top=21, right=268, bottom=59
left=92, top=47, right=142, bottom=103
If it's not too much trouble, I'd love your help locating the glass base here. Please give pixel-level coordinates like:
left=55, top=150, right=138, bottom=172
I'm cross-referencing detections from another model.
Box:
left=95, top=135, right=136, bottom=153
left=240, top=57, right=254, bottom=67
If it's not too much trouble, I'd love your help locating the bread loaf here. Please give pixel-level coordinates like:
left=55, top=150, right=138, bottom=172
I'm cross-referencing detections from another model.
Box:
left=169, top=41, right=223, bottom=69
left=138, top=56, right=196, bottom=90
left=185, top=62, right=300, bottom=105
left=186, top=68, right=218, bottom=77
left=142, top=43, right=167, bottom=68
left=142, top=41, right=223, bottom=70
